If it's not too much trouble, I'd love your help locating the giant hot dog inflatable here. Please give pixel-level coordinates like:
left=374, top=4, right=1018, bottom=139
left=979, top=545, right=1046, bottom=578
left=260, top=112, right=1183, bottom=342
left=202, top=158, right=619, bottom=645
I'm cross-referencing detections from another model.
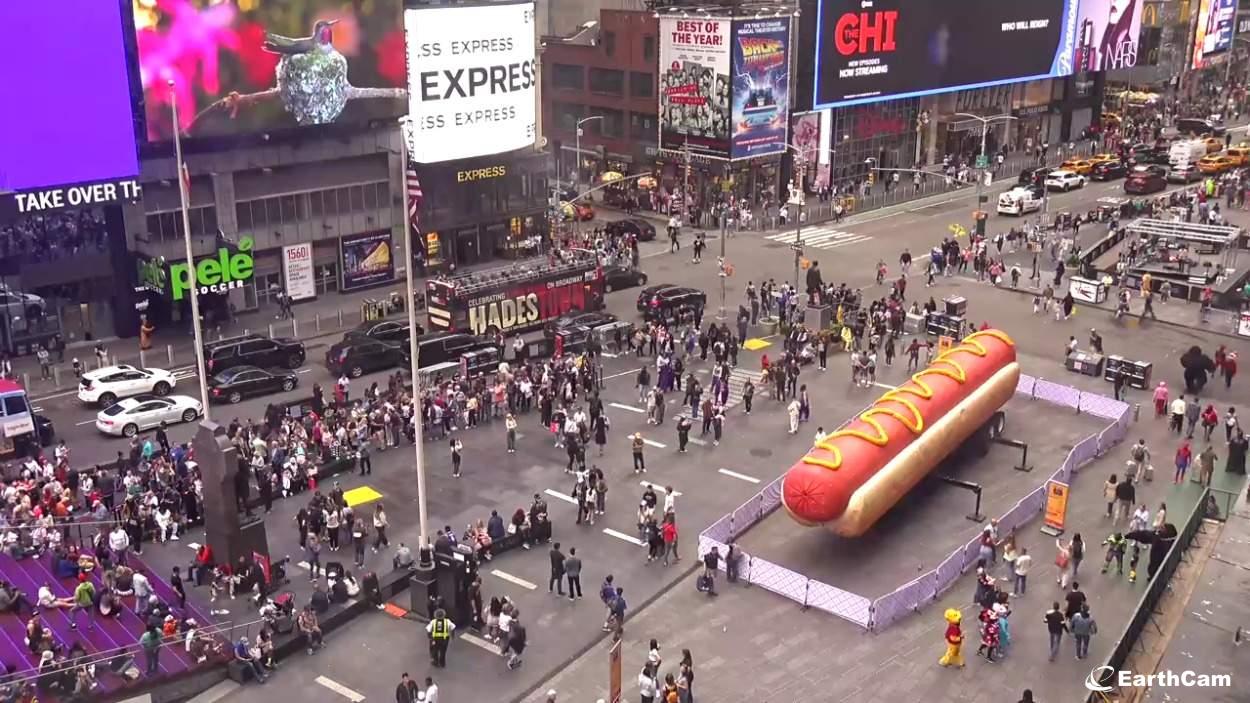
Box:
left=782, top=329, right=1019, bottom=537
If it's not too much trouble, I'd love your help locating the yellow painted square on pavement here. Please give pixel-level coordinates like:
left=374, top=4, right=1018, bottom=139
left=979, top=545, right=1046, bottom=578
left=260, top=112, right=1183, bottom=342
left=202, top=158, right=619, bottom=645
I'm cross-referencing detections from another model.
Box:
left=343, top=486, right=383, bottom=507
left=743, top=338, right=772, bottom=351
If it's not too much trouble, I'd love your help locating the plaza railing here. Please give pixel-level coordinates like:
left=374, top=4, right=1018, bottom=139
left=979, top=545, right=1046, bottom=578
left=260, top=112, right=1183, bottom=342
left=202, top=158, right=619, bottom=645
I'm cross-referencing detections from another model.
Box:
left=697, top=373, right=1132, bottom=631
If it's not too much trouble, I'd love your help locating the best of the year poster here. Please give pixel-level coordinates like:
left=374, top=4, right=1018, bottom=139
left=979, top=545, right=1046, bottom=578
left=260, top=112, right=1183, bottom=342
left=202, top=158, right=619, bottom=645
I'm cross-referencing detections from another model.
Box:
left=659, top=17, right=732, bottom=158
left=730, top=18, right=791, bottom=160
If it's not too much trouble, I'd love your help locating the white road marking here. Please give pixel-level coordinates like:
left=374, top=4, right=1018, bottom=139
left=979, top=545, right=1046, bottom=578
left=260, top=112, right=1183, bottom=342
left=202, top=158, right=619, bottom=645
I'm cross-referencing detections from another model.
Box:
left=186, top=542, right=201, bottom=551
left=490, top=569, right=538, bottom=590
left=603, top=368, right=643, bottom=381
left=30, top=406, right=42, bottom=413
left=75, top=419, right=96, bottom=427
left=603, top=528, right=645, bottom=546
left=640, top=481, right=681, bottom=496
left=460, top=632, right=501, bottom=653
left=688, top=437, right=708, bottom=446
left=544, top=488, right=578, bottom=505
left=600, top=352, right=620, bottom=358
left=295, top=561, right=311, bottom=570
left=642, top=438, right=667, bottom=449
left=718, top=468, right=760, bottom=484
left=610, top=402, right=645, bottom=414
left=297, top=369, right=313, bottom=374
left=315, top=676, right=366, bottom=703
left=871, top=382, right=895, bottom=389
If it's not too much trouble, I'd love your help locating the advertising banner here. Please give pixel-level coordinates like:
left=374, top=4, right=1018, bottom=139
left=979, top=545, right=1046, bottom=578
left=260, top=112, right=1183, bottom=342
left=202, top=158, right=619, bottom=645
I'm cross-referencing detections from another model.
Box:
left=730, top=19, right=791, bottom=160
left=339, top=230, right=395, bottom=291
left=282, top=243, right=316, bottom=301
left=1193, top=0, right=1237, bottom=68
left=405, top=1, right=537, bottom=163
left=0, top=2, right=139, bottom=193
left=659, top=17, right=732, bottom=158
left=1043, top=479, right=1070, bottom=533
left=1073, top=0, right=1145, bottom=71
left=812, top=0, right=1080, bottom=109
left=133, top=0, right=407, bottom=142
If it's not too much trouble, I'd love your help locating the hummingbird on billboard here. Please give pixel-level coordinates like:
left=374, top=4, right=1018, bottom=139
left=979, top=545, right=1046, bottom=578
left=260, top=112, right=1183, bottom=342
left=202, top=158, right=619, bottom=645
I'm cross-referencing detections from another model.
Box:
left=262, top=19, right=339, bottom=56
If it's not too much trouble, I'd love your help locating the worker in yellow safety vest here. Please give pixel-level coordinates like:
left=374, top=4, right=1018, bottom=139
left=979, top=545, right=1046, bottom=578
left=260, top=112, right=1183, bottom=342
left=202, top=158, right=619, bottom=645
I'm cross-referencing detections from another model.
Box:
left=426, top=608, right=456, bottom=668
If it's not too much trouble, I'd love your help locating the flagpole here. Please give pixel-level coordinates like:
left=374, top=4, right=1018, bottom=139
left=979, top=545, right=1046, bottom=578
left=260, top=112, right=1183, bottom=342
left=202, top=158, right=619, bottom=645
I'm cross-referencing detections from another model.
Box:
left=169, top=81, right=212, bottom=419
left=399, top=117, right=430, bottom=557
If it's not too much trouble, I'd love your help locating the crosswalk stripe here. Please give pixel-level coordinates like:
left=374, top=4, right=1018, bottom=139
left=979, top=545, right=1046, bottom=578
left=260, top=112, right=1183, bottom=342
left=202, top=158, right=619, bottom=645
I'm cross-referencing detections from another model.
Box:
left=763, top=228, right=873, bottom=250
left=491, top=569, right=538, bottom=590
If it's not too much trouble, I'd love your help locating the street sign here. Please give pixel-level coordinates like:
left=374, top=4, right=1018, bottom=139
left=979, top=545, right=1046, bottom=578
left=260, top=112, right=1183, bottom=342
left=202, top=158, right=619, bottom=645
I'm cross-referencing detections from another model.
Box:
left=975, top=154, right=988, bottom=168
left=790, top=243, right=804, bottom=252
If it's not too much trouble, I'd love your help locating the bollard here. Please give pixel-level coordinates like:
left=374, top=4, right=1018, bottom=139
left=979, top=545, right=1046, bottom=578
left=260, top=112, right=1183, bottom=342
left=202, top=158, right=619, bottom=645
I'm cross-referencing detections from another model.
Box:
left=338, top=308, right=344, bottom=328
left=292, top=319, right=299, bottom=338
left=52, top=367, right=60, bottom=387
left=139, top=349, right=146, bottom=369
left=1134, top=403, right=1141, bottom=422
left=111, top=354, right=118, bottom=367
left=167, top=345, right=174, bottom=366
left=269, top=323, right=274, bottom=339
left=21, top=373, right=29, bottom=389
left=243, top=329, right=249, bottom=336
left=315, top=314, right=321, bottom=332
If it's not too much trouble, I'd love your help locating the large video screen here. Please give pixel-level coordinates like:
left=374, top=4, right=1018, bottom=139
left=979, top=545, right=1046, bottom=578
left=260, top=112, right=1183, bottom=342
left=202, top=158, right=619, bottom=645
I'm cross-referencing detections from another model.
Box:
left=1073, top=0, right=1145, bottom=72
left=404, top=1, right=537, bottom=164
left=812, top=0, right=1080, bottom=110
left=133, top=0, right=407, bottom=142
left=1192, top=0, right=1236, bottom=69
left=0, top=1, right=139, bottom=192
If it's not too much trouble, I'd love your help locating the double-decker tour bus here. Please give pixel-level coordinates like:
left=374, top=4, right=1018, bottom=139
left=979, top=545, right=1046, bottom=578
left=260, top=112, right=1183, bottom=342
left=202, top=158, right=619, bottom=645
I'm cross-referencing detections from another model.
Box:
left=426, top=250, right=604, bottom=336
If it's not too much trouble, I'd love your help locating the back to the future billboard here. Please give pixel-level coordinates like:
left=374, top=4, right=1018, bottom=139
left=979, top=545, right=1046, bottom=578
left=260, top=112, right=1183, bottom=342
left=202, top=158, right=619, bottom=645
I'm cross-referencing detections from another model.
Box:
left=812, top=0, right=1081, bottom=109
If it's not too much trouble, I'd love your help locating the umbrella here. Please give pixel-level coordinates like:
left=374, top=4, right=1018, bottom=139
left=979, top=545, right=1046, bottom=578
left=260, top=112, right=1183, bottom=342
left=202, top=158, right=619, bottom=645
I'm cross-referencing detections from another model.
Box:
left=600, top=171, right=625, bottom=183
left=636, top=176, right=657, bottom=189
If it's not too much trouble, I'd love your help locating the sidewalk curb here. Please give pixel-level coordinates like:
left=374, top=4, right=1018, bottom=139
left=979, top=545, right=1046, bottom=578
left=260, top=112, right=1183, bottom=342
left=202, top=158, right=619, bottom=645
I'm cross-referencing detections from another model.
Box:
left=509, top=560, right=701, bottom=703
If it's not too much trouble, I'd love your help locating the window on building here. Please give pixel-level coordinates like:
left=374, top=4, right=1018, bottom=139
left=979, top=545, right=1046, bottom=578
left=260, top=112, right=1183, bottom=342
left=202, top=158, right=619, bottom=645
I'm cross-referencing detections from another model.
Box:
left=629, top=72, right=653, bottom=98
left=603, top=31, right=616, bottom=57
left=147, top=206, right=216, bottom=240
left=552, top=63, right=584, bottom=91
left=592, top=108, right=624, bottom=138
left=553, top=101, right=584, bottom=131
left=629, top=112, right=658, bottom=141
left=588, top=68, right=624, bottom=96
left=643, top=35, right=656, bottom=61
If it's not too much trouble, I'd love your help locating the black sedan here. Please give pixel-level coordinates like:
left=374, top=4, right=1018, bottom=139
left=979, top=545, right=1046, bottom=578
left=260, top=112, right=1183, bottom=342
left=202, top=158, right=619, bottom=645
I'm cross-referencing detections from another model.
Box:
left=606, top=218, right=657, bottom=241
left=346, top=319, right=419, bottom=345
left=1091, top=160, right=1127, bottom=180
left=208, top=365, right=298, bottom=404
left=643, top=286, right=706, bottom=322
left=604, top=265, right=649, bottom=293
left=545, top=310, right=618, bottom=336
left=636, top=283, right=676, bottom=312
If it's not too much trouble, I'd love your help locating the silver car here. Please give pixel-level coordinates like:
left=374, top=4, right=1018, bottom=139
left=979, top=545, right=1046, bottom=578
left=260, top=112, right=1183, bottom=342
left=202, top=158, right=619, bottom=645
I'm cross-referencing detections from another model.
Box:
left=95, top=395, right=202, bottom=437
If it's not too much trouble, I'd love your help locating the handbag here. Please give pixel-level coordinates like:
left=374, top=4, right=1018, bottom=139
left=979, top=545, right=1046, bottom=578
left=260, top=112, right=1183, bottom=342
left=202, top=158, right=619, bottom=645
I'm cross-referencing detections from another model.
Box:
left=1055, top=552, right=1070, bottom=569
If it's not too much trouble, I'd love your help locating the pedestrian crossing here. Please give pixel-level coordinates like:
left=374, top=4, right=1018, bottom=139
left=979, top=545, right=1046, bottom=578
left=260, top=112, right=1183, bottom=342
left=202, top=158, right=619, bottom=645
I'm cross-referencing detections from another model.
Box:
left=724, top=368, right=765, bottom=411
left=764, top=225, right=872, bottom=251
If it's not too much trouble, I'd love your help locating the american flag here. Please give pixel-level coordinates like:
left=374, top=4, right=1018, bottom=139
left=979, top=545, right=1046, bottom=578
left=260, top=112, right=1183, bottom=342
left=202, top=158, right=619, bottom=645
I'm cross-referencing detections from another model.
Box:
left=405, top=160, right=424, bottom=230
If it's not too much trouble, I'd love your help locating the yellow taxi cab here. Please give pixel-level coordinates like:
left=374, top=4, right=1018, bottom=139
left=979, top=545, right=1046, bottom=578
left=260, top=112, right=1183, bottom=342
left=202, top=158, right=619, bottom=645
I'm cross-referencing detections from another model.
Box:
left=1089, top=153, right=1119, bottom=165
left=1202, top=136, right=1223, bottom=154
left=1198, top=154, right=1236, bottom=173
left=1060, top=159, right=1094, bottom=174
left=1225, top=147, right=1250, bottom=166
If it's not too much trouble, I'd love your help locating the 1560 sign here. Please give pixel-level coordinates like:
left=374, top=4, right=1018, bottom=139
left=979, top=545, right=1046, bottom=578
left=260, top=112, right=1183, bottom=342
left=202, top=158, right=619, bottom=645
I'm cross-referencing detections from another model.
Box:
left=170, top=237, right=255, bottom=301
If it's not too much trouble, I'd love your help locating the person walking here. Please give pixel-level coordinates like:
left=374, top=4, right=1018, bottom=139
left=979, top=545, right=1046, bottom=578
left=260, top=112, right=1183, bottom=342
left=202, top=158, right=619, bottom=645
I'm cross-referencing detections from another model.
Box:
left=1070, top=604, right=1098, bottom=660
left=1044, top=602, right=1067, bottom=662
left=505, top=414, right=518, bottom=453
left=140, top=625, right=162, bottom=676
left=396, top=673, right=421, bottom=703
left=548, top=542, right=566, bottom=596
left=1113, top=474, right=1136, bottom=525
left=787, top=398, right=800, bottom=434
left=1174, top=438, right=1193, bottom=483
left=1054, top=537, right=1072, bottom=587
left=565, top=547, right=583, bottom=601
left=1068, top=533, right=1085, bottom=580
left=450, top=438, right=463, bottom=478
left=1169, top=395, right=1186, bottom=434
left=632, top=433, right=646, bottom=473
left=426, top=608, right=455, bottom=668
left=373, top=503, right=390, bottom=552
left=505, top=611, right=527, bottom=669
left=638, top=665, right=658, bottom=703
left=1012, top=547, right=1031, bottom=596
left=1197, top=444, right=1218, bottom=486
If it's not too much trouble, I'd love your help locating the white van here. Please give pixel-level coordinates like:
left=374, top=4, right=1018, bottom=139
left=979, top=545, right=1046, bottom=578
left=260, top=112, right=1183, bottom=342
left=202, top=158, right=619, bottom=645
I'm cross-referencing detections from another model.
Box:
left=1168, top=139, right=1207, bottom=168
left=996, top=187, right=1043, bottom=215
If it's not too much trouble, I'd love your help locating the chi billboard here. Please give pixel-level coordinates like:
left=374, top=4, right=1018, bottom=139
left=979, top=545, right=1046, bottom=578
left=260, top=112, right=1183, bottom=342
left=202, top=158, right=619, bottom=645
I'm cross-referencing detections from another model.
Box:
left=404, top=1, right=537, bottom=164
left=0, top=1, right=140, bottom=194
left=812, top=0, right=1080, bottom=109
left=730, top=19, right=791, bottom=160
left=132, top=0, right=407, bottom=142
left=1073, top=0, right=1145, bottom=71
left=1193, top=0, right=1236, bottom=68
left=659, top=17, right=732, bottom=158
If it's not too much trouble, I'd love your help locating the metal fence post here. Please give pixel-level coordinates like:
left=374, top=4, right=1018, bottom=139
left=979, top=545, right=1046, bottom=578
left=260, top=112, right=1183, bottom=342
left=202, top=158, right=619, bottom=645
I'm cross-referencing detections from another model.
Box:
left=315, top=314, right=321, bottom=332
left=167, top=345, right=174, bottom=366
left=338, top=308, right=344, bottom=328
left=139, top=349, right=146, bottom=368
left=293, top=319, right=299, bottom=337
left=745, top=555, right=753, bottom=587
left=52, top=367, right=60, bottom=387
left=21, top=373, right=29, bottom=389
left=802, top=579, right=811, bottom=610
left=268, top=323, right=275, bottom=338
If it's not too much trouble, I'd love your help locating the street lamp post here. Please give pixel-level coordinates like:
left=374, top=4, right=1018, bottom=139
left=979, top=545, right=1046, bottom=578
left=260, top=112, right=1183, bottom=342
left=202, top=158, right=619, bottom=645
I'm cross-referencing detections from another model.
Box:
left=398, top=118, right=430, bottom=555
left=954, top=112, right=1017, bottom=231
left=574, top=115, right=604, bottom=237
left=168, top=81, right=211, bottom=419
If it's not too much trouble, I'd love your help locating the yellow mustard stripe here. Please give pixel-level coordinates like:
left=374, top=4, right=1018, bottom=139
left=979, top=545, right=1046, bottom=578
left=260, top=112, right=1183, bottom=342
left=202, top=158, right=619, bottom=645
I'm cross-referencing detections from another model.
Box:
left=799, top=329, right=1014, bottom=473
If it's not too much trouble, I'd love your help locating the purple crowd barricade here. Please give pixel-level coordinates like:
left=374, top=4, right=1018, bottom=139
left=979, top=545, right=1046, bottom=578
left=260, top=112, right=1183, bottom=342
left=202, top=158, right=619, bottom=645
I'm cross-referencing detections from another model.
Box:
left=805, top=580, right=874, bottom=628
left=701, top=379, right=1134, bottom=633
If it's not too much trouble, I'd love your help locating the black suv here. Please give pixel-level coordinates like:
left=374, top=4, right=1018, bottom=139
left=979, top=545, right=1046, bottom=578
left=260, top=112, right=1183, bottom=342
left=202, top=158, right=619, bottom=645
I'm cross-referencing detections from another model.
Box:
left=642, top=286, right=706, bottom=322
left=203, top=334, right=306, bottom=374
left=400, top=332, right=498, bottom=369
left=326, top=337, right=404, bottom=378
left=346, top=320, right=420, bottom=346
left=605, top=218, right=657, bottom=241
left=1018, top=167, right=1052, bottom=187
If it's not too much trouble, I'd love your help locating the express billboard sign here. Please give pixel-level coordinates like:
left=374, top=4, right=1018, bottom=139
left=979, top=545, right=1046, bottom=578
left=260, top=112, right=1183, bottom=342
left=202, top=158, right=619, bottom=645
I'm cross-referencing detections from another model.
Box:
left=813, top=0, right=1080, bottom=110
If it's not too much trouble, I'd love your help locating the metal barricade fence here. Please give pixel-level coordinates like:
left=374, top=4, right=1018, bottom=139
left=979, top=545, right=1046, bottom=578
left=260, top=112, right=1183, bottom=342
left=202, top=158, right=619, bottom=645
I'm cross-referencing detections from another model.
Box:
left=870, top=574, right=936, bottom=630
left=805, top=579, right=874, bottom=628
left=1033, top=378, right=1082, bottom=407
left=1079, top=393, right=1129, bottom=421
left=933, top=549, right=966, bottom=599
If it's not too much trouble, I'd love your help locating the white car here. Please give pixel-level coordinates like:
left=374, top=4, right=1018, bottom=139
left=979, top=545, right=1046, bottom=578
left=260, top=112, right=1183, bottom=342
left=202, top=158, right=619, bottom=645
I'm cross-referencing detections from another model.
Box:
left=1044, top=170, right=1086, bottom=191
left=95, top=395, right=202, bottom=437
left=996, top=187, right=1043, bottom=216
left=78, top=365, right=178, bottom=406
